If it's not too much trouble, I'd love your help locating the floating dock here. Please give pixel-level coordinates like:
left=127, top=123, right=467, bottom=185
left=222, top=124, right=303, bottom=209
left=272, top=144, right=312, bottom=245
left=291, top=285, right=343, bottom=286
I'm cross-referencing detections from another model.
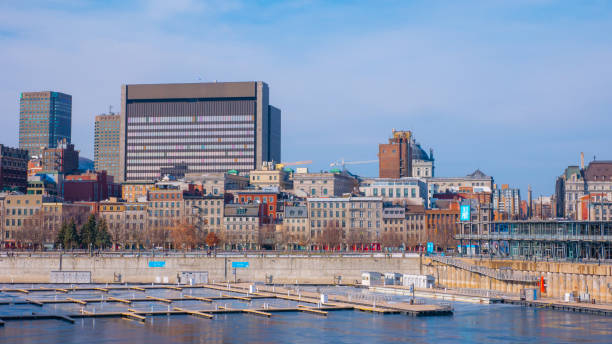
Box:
left=0, top=282, right=453, bottom=325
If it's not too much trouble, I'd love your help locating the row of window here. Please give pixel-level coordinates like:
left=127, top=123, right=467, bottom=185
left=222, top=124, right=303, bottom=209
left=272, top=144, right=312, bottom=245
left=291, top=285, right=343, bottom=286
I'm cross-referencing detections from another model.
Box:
left=370, top=187, right=418, bottom=198
left=127, top=158, right=254, bottom=165
left=128, top=137, right=254, bottom=144
left=128, top=123, right=254, bottom=130
left=127, top=115, right=254, bottom=123
left=310, top=202, right=381, bottom=209
left=128, top=144, right=255, bottom=152
left=127, top=130, right=254, bottom=137
left=126, top=161, right=254, bottom=170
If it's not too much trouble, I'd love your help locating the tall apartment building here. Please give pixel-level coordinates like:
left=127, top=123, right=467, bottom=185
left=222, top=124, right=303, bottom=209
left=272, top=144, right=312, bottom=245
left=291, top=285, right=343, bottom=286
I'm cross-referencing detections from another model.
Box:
left=94, top=113, right=121, bottom=181
left=19, top=91, right=72, bottom=157
left=120, top=82, right=281, bottom=182
left=0, top=145, right=29, bottom=192
left=378, top=130, right=435, bottom=179
left=492, top=184, right=521, bottom=220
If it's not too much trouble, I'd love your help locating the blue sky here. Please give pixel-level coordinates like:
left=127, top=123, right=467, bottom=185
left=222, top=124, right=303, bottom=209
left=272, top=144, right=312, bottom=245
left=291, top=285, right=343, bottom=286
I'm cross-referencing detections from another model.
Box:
left=1, top=0, right=612, bottom=196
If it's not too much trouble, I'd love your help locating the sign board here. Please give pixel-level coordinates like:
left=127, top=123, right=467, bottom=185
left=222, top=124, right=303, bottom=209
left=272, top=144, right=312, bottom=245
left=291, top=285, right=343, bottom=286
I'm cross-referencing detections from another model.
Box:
left=460, top=205, right=471, bottom=221
left=178, top=271, right=209, bottom=285
left=231, top=261, right=249, bottom=268
left=426, top=242, right=434, bottom=253
left=149, top=261, right=166, bottom=268
left=50, top=271, right=91, bottom=284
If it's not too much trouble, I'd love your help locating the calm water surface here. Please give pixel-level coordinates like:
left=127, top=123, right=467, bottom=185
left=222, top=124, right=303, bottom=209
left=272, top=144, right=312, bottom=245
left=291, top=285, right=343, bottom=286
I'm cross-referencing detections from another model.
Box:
left=0, top=286, right=610, bottom=343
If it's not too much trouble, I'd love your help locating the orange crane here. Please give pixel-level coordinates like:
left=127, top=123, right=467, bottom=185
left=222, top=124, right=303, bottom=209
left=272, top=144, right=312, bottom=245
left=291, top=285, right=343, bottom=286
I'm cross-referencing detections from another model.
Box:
left=275, top=160, right=313, bottom=170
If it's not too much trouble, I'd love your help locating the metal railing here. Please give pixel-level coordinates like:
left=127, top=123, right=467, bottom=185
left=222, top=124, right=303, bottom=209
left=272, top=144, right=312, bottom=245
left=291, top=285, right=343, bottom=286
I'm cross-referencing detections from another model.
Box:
left=430, top=256, right=540, bottom=283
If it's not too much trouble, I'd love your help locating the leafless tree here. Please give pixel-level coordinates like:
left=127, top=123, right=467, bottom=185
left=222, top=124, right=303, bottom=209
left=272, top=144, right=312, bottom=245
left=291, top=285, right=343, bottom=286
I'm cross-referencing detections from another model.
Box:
left=318, top=222, right=342, bottom=251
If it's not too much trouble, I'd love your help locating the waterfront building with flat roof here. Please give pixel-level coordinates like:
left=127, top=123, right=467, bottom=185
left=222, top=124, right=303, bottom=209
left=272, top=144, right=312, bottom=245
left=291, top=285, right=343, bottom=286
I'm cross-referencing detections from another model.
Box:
left=120, top=82, right=281, bottom=182
left=19, top=91, right=72, bottom=157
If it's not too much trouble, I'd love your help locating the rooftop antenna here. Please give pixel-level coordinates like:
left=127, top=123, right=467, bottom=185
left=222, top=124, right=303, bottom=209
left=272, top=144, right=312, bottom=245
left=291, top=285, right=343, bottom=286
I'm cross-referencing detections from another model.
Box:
left=108, top=105, right=113, bottom=114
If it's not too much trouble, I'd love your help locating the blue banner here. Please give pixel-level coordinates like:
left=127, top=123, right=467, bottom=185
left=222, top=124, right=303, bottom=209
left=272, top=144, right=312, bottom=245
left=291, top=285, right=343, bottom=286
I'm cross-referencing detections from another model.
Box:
left=460, top=205, right=471, bottom=221
left=232, top=261, right=249, bottom=268
left=149, top=261, right=166, bottom=268
left=426, top=242, right=434, bottom=253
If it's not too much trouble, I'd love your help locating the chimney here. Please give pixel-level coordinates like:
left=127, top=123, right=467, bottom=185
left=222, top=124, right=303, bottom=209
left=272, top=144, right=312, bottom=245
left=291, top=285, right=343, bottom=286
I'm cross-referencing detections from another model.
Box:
left=580, top=152, right=584, bottom=170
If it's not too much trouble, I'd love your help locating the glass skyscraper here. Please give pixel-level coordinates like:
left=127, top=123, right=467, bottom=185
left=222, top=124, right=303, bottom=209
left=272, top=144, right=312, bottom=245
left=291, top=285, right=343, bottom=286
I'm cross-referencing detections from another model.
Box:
left=19, top=91, right=72, bottom=157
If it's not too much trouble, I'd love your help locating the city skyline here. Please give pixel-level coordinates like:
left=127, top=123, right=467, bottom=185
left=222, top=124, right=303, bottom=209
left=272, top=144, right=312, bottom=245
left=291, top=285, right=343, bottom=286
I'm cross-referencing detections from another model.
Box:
left=2, top=1, right=612, bottom=196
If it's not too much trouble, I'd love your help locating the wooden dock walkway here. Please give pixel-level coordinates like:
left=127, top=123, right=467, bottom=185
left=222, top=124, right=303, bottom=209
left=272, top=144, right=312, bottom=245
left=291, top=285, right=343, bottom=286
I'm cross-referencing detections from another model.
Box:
left=0, top=282, right=456, bottom=326
left=502, top=298, right=612, bottom=316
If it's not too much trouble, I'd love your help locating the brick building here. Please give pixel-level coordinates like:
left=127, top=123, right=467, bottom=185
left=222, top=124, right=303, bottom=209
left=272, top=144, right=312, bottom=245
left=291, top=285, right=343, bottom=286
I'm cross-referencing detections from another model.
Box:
left=64, top=171, right=119, bottom=202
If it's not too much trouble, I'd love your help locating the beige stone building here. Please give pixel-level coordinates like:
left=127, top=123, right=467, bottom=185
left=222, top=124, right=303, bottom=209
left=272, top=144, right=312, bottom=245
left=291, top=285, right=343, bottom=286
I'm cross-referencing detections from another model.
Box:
left=249, top=162, right=291, bottom=190
left=307, top=196, right=382, bottom=249
left=223, top=204, right=261, bottom=250
left=147, top=188, right=184, bottom=229
left=293, top=171, right=357, bottom=197
left=382, top=206, right=406, bottom=247
left=185, top=172, right=249, bottom=196
left=184, top=194, right=224, bottom=235
left=2, top=194, right=44, bottom=245
left=280, top=205, right=310, bottom=249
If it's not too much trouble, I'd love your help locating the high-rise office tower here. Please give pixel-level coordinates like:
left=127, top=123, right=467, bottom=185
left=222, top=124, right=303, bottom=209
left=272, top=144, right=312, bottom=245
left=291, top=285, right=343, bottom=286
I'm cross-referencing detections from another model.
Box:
left=120, top=82, right=281, bottom=182
left=19, top=91, right=72, bottom=157
left=94, top=113, right=121, bottom=181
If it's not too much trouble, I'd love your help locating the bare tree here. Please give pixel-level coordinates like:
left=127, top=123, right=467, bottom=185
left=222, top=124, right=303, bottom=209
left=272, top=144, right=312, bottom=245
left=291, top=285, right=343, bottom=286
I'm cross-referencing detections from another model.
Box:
left=347, top=228, right=368, bottom=251
left=380, top=232, right=402, bottom=251
left=169, top=221, right=198, bottom=250
left=14, top=212, right=47, bottom=250
left=318, top=222, right=342, bottom=251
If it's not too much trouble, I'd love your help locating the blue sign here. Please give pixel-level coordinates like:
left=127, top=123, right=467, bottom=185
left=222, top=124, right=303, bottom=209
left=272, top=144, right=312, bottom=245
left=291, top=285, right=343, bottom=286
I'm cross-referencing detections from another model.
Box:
left=426, top=242, right=434, bottom=253
left=232, top=261, right=249, bottom=268
left=460, top=205, right=471, bottom=221
left=148, top=261, right=166, bottom=268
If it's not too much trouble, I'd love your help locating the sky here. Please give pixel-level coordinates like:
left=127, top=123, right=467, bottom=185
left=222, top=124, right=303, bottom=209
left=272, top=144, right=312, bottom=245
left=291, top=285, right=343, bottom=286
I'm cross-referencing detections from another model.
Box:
left=1, top=0, right=612, bottom=197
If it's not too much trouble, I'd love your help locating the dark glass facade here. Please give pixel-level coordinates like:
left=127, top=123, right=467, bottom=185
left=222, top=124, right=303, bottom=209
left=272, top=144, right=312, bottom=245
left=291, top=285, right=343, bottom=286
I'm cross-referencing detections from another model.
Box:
left=19, top=91, right=72, bottom=157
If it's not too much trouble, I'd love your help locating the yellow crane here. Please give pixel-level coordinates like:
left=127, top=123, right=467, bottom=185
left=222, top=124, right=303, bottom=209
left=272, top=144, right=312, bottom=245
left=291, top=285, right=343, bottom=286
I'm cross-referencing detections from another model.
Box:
left=275, top=160, right=313, bottom=170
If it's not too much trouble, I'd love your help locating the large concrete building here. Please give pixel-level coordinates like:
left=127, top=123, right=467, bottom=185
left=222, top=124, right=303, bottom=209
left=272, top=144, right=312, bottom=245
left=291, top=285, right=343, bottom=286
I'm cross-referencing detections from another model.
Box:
left=19, top=91, right=72, bottom=157
left=94, top=113, right=121, bottom=181
left=0, top=145, right=29, bottom=192
left=360, top=177, right=427, bottom=206
left=120, top=82, right=281, bottom=182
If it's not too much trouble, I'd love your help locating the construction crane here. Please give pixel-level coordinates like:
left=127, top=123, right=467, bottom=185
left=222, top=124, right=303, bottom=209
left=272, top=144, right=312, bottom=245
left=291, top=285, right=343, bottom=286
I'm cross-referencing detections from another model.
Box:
left=330, top=159, right=377, bottom=171
left=275, top=160, right=313, bottom=170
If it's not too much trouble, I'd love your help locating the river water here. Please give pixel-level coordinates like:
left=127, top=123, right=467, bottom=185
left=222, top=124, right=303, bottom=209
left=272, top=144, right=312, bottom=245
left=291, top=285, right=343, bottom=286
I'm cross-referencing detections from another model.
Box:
left=0, top=285, right=610, bottom=343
